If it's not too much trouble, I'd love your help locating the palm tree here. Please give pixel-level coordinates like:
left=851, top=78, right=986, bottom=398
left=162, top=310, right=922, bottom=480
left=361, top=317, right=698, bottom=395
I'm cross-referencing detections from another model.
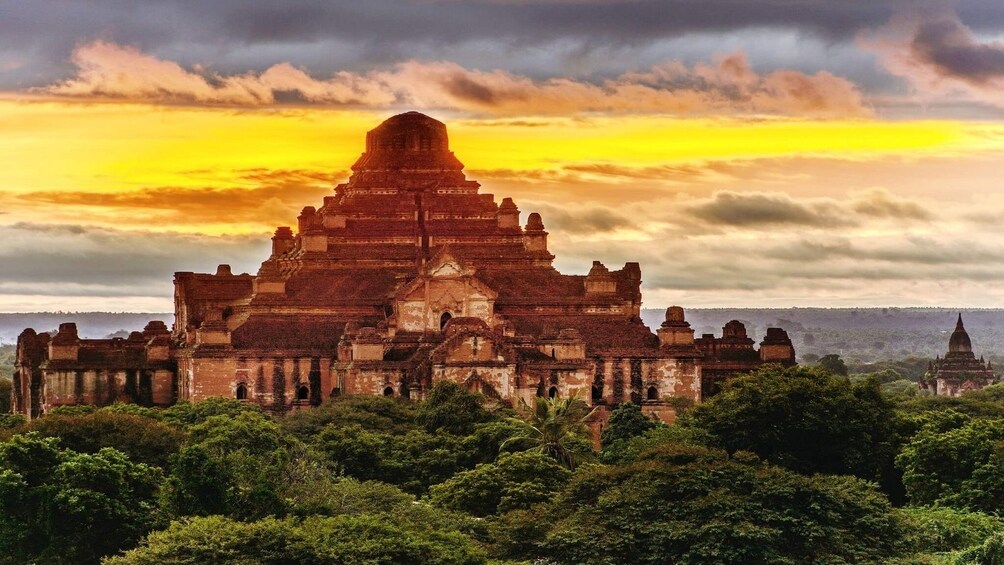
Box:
left=503, top=395, right=597, bottom=470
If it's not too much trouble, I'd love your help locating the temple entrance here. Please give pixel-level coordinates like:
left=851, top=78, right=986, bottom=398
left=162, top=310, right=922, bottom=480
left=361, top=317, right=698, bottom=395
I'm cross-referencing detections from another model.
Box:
left=383, top=386, right=394, bottom=396
left=647, top=386, right=659, bottom=401
left=440, top=311, right=452, bottom=330
left=296, top=385, right=309, bottom=401
left=235, top=383, right=248, bottom=400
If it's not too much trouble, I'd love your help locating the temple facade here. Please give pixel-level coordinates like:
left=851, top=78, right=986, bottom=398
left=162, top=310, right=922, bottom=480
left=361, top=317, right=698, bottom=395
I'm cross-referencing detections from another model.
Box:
left=920, top=314, right=995, bottom=397
left=13, top=111, right=794, bottom=423
left=695, top=321, right=796, bottom=398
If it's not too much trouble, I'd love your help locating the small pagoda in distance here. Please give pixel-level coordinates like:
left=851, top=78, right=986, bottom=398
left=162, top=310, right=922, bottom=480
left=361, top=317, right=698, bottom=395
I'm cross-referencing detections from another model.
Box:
left=920, top=314, right=996, bottom=397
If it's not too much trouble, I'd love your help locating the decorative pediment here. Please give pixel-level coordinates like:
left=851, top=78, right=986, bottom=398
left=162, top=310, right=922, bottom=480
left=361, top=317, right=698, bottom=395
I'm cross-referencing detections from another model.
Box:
left=424, top=246, right=473, bottom=278
left=430, top=261, right=463, bottom=278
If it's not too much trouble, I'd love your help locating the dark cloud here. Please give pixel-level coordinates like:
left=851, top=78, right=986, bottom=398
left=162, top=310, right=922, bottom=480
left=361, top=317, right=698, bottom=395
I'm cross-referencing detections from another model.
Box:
left=528, top=201, right=633, bottom=234
left=689, top=191, right=852, bottom=227
left=4, top=0, right=999, bottom=91
left=850, top=188, right=932, bottom=220
left=911, top=14, right=1004, bottom=85
left=0, top=223, right=268, bottom=294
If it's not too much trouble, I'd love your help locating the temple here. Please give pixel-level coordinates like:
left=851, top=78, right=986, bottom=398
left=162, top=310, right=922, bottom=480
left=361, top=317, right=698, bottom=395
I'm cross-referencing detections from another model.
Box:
left=920, top=314, right=995, bottom=396
left=696, top=322, right=796, bottom=398
left=13, top=111, right=795, bottom=425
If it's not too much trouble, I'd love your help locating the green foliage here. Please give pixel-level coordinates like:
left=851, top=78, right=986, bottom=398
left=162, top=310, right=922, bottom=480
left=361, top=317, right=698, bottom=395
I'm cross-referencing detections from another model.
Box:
left=416, top=381, right=494, bottom=435
left=429, top=451, right=571, bottom=517
left=48, top=404, right=98, bottom=416
left=0, top=433, right=163, bottom=564
left=898, top=506, right=1004, bottom=556
left=313, top=423, right=465, bottom=495
left=281, top=394, right=419, bottom=439
left=0, top=413, right=25, bottom=430
left=457, top=420, right=526, bottom=465
left=104, top=516, right=300, bottom=565
left=504, top=396, right=596, bottom=470
left=106, top=513, right=487, bottom=565
left=817, top=353, right=849, bottom=376
left=599, top=402, right=661, bottom=450
left=0, top=344, right=13, bottom=375
left=685, top=365, right=900, bottom=485
left=161, top=397, right=263, bottom=429
left=599, top=424, right=712, bottom=464
left=285, top=476, right=414, bottom=518
left=956, top=532, right=1004, bottom=565
left=849, top=357, right=932, bottom=382
left=99, top=402, right=165, bottom=420
left=896, top=416, right=1004, bottom=512
left=0, top=379, right=10, bottom=413
left=162, top=411, right=296, bottom=520
left=26, top=410, right=184, bottom=468
left=538, top=442, right=906, bottom=565
left=896, top=385, right=1004, bottom=419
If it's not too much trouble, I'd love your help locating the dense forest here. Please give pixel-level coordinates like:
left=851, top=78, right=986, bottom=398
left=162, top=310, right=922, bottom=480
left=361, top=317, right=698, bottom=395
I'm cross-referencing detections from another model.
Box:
left=3, top=367, right=1004, bottom=563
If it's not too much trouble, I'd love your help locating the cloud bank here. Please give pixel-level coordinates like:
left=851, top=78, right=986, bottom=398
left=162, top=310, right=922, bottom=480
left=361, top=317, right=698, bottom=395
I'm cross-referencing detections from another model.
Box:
left=41, top=41, right=869, bottom=117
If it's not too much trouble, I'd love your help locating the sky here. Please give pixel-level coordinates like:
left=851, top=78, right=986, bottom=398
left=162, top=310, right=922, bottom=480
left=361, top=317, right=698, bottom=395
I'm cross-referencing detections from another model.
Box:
left=3, top=0, right=1004, bottom=311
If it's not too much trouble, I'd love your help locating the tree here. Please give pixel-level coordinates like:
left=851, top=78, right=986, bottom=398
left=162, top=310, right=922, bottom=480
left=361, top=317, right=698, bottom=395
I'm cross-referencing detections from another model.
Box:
left=504, top=396, right=595, bottom=470
left=0, top=433, right=163, bottom=564
left=161, top=397, right=263, bottom=429
left=956, top=531, right=1004, bottom=565
left=0, top=379, right=11, bottom=413
left=416, top=381, right=494, bottom=435
left=26, top=410, right=184, bottom=468
left=162, top=411, right=296, bottom=520
left=281, top=394, right=419, bottom=439
left=106, top=514, right=488, bottom=565
left=429, top=451, right=571, bottom=517
left=897, top=506, right=1004, bottom=557
left=538, top=442, right=906, bottom=565
left=312, top=423, right=465, bottom=495
left=103, top=515, right=305, bottom=565
left=600, top=402, right=660, bottom=450
left=684, top=365, right=900, bottom=486
left=817, top=353, right=849, bottom=376
left=896, top=416, right=1004, bottom=512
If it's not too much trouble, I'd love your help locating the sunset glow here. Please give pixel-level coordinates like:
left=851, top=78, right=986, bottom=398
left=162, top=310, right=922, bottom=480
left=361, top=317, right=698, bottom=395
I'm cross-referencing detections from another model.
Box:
left=4, top=1, right=1004, bottom=310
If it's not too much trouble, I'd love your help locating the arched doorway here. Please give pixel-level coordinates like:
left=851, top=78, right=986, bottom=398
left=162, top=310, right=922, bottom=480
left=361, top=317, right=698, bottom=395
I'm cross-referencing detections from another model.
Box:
left=383, top=386, right=394, bottom=397
left=440, top=311, right=452, bottom=330
left=647, top=386, right=659, bottom=401
left=296, top=385, right=309, bottom=401
left=235, top=383, right=248, bottom=400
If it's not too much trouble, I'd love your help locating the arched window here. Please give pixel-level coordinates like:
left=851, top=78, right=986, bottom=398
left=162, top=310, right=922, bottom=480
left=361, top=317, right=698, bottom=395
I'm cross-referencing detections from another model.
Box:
left=647, top=386, right=659, bottom=401
left=548, top=386, right=558, bottom=399
left=440, top=312, right=452, bottom=330
left=383, top=386, right=394, bottom=397
left=296, top=385, right=309, bottom=401
left=591, top=385, right=603, bottom=403
left=235, top=383, right=248, bottom=401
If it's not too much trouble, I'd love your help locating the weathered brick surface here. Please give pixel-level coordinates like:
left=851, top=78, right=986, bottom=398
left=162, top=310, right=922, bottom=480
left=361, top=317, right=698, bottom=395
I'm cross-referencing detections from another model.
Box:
left=14, top=112, right=795, bottom=430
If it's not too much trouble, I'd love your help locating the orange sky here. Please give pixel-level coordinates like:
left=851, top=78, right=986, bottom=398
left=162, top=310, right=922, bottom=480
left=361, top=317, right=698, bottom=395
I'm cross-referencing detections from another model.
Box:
left=4, top=2, right=1004, bottom=312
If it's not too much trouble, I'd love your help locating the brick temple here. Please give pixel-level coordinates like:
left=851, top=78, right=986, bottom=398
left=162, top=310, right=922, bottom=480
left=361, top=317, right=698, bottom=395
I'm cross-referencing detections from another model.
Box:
left=920, top=314, right=996, bottom=396
left=13, top=111, right=795, bottom=424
